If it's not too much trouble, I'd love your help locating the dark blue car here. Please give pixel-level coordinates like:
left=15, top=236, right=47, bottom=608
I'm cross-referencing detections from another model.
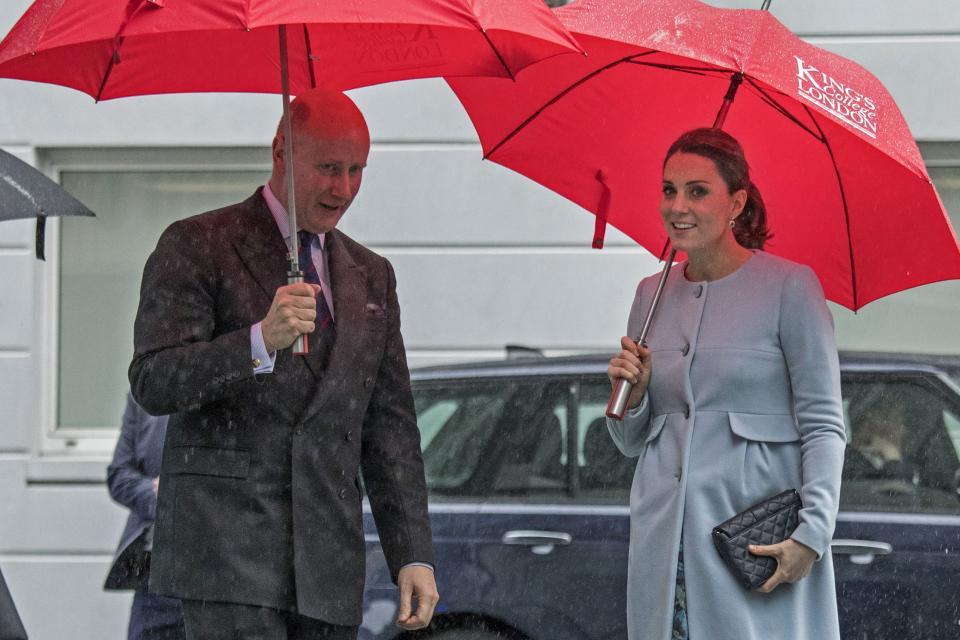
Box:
left=360, top=351, right=960, bottom=639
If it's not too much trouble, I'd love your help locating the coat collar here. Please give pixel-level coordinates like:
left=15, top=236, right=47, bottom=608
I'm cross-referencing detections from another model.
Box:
left=231, top=189, right=289, bottom=302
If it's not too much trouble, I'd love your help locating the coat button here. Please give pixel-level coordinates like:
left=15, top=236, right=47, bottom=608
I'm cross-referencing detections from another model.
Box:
left=339, top=467, right=346, bottom=478
left=363, top=377, right=373, bottom=388
left=681, top=343, right=690, bottom=356
left=338, top=488, right=347, bottom=500
left=345, top=431, right=353, bottom=442
left=694, top=285, right=703, bottom=298
left=683, top=407, right=690, bottom=419
left=294, top=423, right=304, bottom=436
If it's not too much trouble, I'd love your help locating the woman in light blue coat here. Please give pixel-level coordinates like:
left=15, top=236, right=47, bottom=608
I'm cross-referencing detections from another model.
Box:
left=607, top=128, right=845, bottom=640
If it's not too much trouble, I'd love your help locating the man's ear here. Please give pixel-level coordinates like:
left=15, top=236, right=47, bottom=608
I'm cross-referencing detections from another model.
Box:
left=271, top=134, right=285, bottom=169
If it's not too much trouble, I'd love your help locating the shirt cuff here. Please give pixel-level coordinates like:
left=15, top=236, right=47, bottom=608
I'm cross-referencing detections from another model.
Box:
left=400, top=562, right=435, bottom=572
left=250, top=323, right=277, bottom=374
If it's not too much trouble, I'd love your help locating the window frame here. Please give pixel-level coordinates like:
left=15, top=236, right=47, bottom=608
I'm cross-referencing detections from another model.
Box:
left=35, top=147, right=271, bottom=459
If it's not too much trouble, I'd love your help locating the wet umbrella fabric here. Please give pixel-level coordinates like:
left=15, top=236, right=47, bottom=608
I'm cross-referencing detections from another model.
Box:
left=447, top=0, right=960, bottom=310
left=0, top=0, right=583, bottom=347
left=0, top=147, right=95, bottom=259
left=0, top=0, right=583, bottom=99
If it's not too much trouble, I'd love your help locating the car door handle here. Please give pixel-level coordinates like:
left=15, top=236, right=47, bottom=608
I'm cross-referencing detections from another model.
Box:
left=501, top=530, right=573, bottom=546
left=830, top=539, right=893, bottom=555
left=830, top=538, right=893, bottom=565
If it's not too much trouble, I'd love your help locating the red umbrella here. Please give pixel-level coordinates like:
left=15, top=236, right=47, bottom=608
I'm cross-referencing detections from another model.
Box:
left=0, top=0, right=582, bottom=98
left=447, top=0, right=960, bottom=313
left=0, top=0, right=582, bottom=352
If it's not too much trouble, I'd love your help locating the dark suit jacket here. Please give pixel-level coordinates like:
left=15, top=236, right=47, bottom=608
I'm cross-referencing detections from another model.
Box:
left=129, top=190, right=433, bottom=626
left=104, top=392, right=169, bottom=590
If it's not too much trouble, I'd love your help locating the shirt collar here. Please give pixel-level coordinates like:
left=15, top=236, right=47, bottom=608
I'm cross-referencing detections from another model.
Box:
left=262, top=183, right=326, bottom=249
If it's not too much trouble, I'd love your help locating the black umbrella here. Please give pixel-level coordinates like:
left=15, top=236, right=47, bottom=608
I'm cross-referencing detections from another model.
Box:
left=0, top=147, right=94, bottom=260
left=0, top=567, right=27, bottom=640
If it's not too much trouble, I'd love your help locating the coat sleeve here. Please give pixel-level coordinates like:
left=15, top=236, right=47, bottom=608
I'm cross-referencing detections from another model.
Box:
left=128, top=219, right=255, bottom=415
left=107, top=393, right=157, bottom=521
left=779, top=266, right=847, bottom=558
left=607, top=277, right=654, bottom=456
left=360, top=258, right=434, bottom=582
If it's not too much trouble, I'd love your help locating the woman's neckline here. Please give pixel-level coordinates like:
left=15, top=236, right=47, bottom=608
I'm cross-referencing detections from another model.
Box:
left=682, top=249, right=758, bottom=284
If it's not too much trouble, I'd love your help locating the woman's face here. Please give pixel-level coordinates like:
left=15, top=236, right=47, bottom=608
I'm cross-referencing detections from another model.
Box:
left=660, top=152, right=746, bottom=257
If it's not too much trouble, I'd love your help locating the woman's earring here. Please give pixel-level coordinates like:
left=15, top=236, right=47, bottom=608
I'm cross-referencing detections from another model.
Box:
left=728, top=218, right=736, bottom=227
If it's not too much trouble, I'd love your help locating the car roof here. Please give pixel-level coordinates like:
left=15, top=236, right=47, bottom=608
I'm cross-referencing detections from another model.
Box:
left=411, top=350, right=960, bottom=383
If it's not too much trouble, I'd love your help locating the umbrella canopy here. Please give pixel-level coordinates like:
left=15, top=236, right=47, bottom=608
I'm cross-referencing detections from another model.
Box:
left=0, top=147, right=94, bottom=221
left=447, top=0, right=960, bottom=310
left=0, top=0, right=582, bottom=348
left=1, top=147, right=95, bottom=259
left=0, top=0, right=582, bottom=100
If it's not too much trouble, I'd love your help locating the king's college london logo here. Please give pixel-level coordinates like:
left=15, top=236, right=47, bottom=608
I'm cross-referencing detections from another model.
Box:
left=794, top=56, right=879, bottom=139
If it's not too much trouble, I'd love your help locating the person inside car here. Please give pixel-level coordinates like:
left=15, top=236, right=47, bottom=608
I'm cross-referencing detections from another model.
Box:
left=844, top=391, right=917, bottom=484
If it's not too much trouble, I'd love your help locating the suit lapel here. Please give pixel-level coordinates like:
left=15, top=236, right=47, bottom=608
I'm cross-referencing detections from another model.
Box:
left=230, top=191, right=320, bottom=390
left=231, top=191, right=288, bottom=304
left=301, top=229, right=367, bottom=422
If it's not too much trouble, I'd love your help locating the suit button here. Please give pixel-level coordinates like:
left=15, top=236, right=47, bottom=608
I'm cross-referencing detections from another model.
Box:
left=363, top=377, right=373, bottom=388
left=683, top=407, right=690, bottom=419
left=681, top=343, right=690, bottom=356
left=339, top=467, right=346, bottom=478
left=338, top=488, right=347, bottom=500
left=344, top=431, right=353, bottom=442
left=694, top=285, right=703, bottom=298
left=294, top=423, right=304, bottom=436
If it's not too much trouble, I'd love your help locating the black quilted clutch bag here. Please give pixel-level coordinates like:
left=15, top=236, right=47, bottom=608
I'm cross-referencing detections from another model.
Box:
left=712, top=489, right=801, bottom=590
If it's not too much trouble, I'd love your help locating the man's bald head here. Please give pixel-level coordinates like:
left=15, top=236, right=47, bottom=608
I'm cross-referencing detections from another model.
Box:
left=269, top=89, right=371, bottom=234
left=276, top=89, right=370, bottom=147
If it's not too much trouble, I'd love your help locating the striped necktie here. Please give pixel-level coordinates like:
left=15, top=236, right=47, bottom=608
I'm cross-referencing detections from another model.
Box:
left=297, top=230, right=334, bottom=332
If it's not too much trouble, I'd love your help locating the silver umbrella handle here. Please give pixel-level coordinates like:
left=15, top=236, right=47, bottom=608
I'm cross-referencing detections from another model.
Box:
left=278, top=24, right=309, bottom=356
left=606, top=249, right=676, bottom=419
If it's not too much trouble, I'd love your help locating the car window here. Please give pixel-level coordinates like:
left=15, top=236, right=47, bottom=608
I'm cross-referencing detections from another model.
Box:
left=413, top=379, right=572, bottom=500
left=840, top=377, right=960, bottom=515
left=487, top=382, right=571, bottom=499
left=944, top=408, right=960, bottom=459
left=414, top=382, right=514, bottom=495
left=576, top=380, right=635, bottom=504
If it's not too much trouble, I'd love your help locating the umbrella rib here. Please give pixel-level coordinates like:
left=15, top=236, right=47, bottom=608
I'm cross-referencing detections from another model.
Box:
left=479, top=30, right=515, bottom=82
left=806, top=105, right=859, bottom=310
left=625, top=61, right=720, bottom=77
left=743, top=77, right=823, bottom=142
left=484, top=51, right=658, bottom=159
left=97, top=0, right=155, bottom=102
left=302, top=24, right=317, bottom=89
left=95, top=46, right=120, bottom=102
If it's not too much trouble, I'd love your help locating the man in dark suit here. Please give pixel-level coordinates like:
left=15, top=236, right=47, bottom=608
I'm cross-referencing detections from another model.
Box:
left=129, top=90, right=437, bottom=639
left=104, top=393, right=184, bottom=640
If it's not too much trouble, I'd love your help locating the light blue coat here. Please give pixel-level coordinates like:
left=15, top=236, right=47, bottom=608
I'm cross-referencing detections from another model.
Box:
left=608, top=251, right=845, bottom=640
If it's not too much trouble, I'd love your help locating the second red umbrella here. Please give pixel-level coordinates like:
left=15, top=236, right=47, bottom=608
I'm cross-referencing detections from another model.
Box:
left=448, top=0, right=960, bottom=313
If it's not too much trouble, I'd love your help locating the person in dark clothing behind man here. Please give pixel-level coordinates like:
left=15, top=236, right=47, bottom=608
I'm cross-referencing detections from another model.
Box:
left=105, top=392, right=184, bottom=640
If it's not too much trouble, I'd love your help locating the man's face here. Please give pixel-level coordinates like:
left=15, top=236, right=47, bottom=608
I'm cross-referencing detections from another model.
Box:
left=281, top=129, right=370, bottom=234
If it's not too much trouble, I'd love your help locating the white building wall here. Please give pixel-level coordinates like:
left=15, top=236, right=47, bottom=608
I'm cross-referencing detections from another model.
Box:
left=0, top=1, right=958, bottom=637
